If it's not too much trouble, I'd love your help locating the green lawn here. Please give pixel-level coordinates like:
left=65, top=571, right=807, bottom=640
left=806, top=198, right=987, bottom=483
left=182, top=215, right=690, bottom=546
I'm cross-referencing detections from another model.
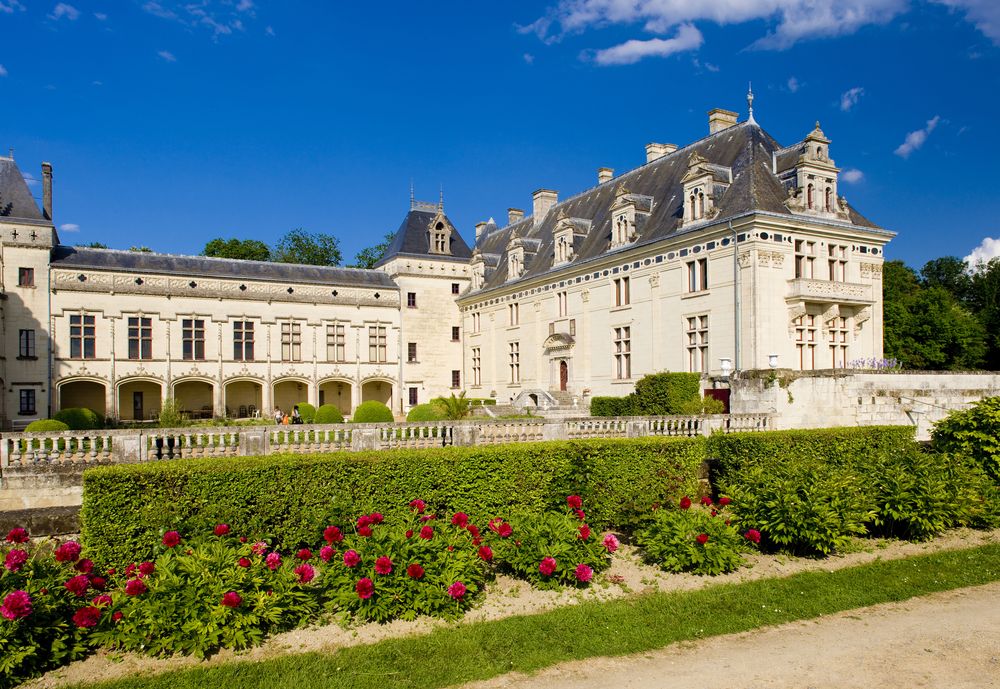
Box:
left=75, top=543, right=1000, bottom=689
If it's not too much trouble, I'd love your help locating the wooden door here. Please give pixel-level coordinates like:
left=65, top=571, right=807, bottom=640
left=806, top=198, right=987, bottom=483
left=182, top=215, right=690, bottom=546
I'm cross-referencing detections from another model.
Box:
left=559, top=361, right=568, bottom=391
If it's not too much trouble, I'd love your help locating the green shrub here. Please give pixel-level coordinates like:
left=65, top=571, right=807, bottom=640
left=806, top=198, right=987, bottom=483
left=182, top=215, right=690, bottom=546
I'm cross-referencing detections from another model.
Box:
left=314, top=404, right=345, bottom=424
left=53, top=407, right=103, bottom=430
left=81, top=438, right=705, bottom=566
left=296, top=403, right=316, bottom=424
left=465, top=398, right=497, bottom=406
left=24, top=419, right=70, bottom=433
left=632, top=372, right=702, bottom=415
left=352, top=401, right=394, bottom=423
left=590, top=396, right=634, bottom=417
left=931, top=396, right=1000, bottom=483
left=635, top=497, right=754, bottom=575
left=677, top=396, right=726, bottom=415
left=157, top=398, right=185, bottom=428
left=407, top=404, right=445, bottom=422
left=432, top=392, right=472, bottom=420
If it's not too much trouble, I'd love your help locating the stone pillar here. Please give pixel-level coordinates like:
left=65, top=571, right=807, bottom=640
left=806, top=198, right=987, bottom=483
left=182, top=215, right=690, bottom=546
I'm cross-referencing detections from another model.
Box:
left=112, top=434, right=144, bottom=463
left=452, top=424, right=480, bottom=447
left=351, top=428, right=380, bottom=452
left=239, top=429, right=269, bottom=457
left=541, top=421, right=567, bottom=442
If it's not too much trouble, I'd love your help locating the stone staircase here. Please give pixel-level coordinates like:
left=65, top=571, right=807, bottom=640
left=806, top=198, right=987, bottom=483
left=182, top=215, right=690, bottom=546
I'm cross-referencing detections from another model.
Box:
left=510, top=389, right=588, bottom=419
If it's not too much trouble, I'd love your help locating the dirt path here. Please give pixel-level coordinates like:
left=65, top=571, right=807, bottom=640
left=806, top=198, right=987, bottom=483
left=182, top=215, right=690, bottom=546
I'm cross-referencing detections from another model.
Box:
left=464, top=582, right=1000, bottom=689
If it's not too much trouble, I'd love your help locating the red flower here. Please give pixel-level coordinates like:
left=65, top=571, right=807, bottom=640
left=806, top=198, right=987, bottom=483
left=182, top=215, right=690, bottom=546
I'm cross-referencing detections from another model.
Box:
left=477, top=546, right=493, bottom=562
left=447, top=546, right=454, bottom=552
left=578, top=525, right=591, bottom=540
left=408, top=499, right=426, bottom=513
left=162, top=531, right=181, bottom=548
left=711, top=510, right=718, bottom=517
left=294, top=563, right=316, bottom=583
left=419, top=526, right=434, bottom=540
left=106, top=568, right=116, bottom=576
left=718, top=496, right=732, bottom=506
left=319, top=546, right=335, bottom=562
left=603, top=533, right=620, bottom=553
left=124, top=563, right=136, bottom=577
left=356, top=515, right=372, bottom=529
left=221, top=591, right=242, bottom=608
left=419, top=514, right=436, bottom=523
left=447, top=581, right=467, bottom=599
left=538, top=557, right=557, bottom=576
left=252, top=541, right=269, bottom=555
left=239, top=536, right=248, bottom=543
left=497, top=523, right=513, bottom=538
left=374, top=556, right=393, bottom=575
left=75, top=558, right=95, bottom=574
left=343, top=550, right=361, bottom=567
left=4, top=549, right=28, bottom=572
left=574, top=563, right=594, bottom=583
left=238, top=557, right=251, bottom=568
left=112, top=611, right=124, bottom=622
left=356, top=577, right=374, bottom=600
left=214, top=524, right=231, bottom=537
left=472, top=536, right=482, bottom=546
left=92, top=594, right=112, bottom=606
left=406, top=563, right=425, bottom=579
left=265, top=552, right=281, bottom=570
left=72, top=606, right=101, bottom=628
left=138, top=561, right=155, bottom=577
left=358, top=526, right=373, bottom=538
left=124, top=578, right=147, bottom=596
left=566, top=495, right=583, bottom=509
left=1, top=591, right=32, bottom=620
left=700, top=496, right=713, bottom=506
left=451, top=512, right=469, bottom=528
left=5, top=527, right=29, bottom=544
left=696, top=533, right=709, bottom=545
left=573, top=509, right=586, bottom=521
left=90, top=576, right=107, bottom=590
left=467, top=524, right=480, bottom=538
left=405, top=529, right=414, bottom=539
left=54, top=540, right=82, bottom=562
left=679, top=496, right=692, bottom=510
left=744, top=529, right=762, bottom=544
left=65, top=575, right=90, bottom=597
left=323, top=526, right=343, bottom=544
left=296, top=548, right=312, bottom=561
left=369, top=512, right=384, bottom=525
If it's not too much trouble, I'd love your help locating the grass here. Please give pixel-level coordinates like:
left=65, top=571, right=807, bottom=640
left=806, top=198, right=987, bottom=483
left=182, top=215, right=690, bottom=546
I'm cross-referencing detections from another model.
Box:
left=71, top=542, right=1000, bottom=689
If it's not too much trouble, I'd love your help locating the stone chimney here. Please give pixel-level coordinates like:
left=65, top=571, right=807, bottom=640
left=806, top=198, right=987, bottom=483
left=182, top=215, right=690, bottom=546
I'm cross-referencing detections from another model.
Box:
left=598, top=167, right=614, bottom=184
left=532, top=190, right=558, bottom=226
left=645, top=142, right=678, bottom=163
left=708, top=109, right=739, bottom=134
left=41, top=162, right=53, bottom=221
left=508, top=208, right=525, bottom=225
left=475, top=221, right=488, bottom=241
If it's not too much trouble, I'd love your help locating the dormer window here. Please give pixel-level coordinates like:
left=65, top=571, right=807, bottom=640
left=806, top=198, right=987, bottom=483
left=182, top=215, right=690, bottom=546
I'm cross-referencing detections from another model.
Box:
left=554, top=231, right=572, bottom=264
left=429, top=222, right=448, bottom=254
left=609, top=185, right=649, bottom=251
left=509, top=247, right=524, bottom=279
left=681, top=153, right=730, bottom=227
left=688, top=188, right=707, bottom=221
left=782, top=122, right=849, bottom=221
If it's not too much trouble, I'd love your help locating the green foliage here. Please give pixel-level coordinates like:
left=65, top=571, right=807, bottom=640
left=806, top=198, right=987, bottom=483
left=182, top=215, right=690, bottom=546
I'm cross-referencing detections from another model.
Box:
left=201, top=238, right=272, bottom=262
left=465, top=398, right=497, bottom=406
left=128, top=246, right=152, bottom=253
left=351, top=401, right=394, bottom=423
left=351, top=232, right=396, bottom=269
left=677, top=396, right=726, bottom=415
left=24, top=419, right=70, bottom=433
left=432, top=392, right=471, bottom=420
left=158, top=398, right=185, bottom=429
left=273, top=228, right=342, bottom=267
left=590, top=396, right=634, bottom=417
left=635, top=499, right=752, bottom=575
left=53, top=407, right=103, bottom=430
left=81, top=438, right=705, bottom=566
left=406, top=404, right=445, bottom=422
left=296, top=403, right=316, bottom=424
left=590, top=372, right=701, bottom=416
left=75, top=241, right=108, bottom=249
left=931, top=396, right=1000, bottom=483
left=314, top=405, right=345, bottom=424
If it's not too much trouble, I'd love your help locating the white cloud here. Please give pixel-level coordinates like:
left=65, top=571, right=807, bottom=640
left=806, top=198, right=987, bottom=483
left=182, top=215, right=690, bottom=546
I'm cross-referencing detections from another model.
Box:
left=94, top=12, right=107, bottom=21
left=92, top=80, right=103, bottom=86
left=523, top=52, right=535, bottom=64
left=0, top=0, right=25, bottom=13
left=934, top=0, right=1000, bottom=44
left=49, top=2, right=80, bottom=20
left=0, top=64, right=7, bottom=77
left=787, top=76, right=800, bottom=92
left=236, top=0, right=253, bottom=11
left=265, top=25, right=275, bottom=36
left=592, top=23, right=703, bottom=66
left=59, top=223, right=80, bottom=233
left=142, top=1, right=176, bottom=20
left=894, top=115, right=941, bottom=158
left=143, top=1, right=253, bottom=38
left=841, top=168, right=864, bottom=183
left=965, top=237, right=1000, bottom=267
left=840, top=86, right=864, bottom=111
left=157, top=50, right=177, bottom=62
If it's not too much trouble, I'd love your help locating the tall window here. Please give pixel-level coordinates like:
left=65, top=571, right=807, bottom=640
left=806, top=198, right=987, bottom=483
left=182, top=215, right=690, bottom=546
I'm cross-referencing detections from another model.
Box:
left=430, top=222, right=448, bottom=253
left=509, top=302, right=520, bottom=326
left=407, top=342, right=418, bottom=363
left=451, top=370, right=461, bottom=388
left=686, top=315, right=709, bottom=373
left=795, top=240, right=816, bottom=279
left=828, top=244, right=848, bottom=282
left=451, top=326, right=460, bottom=342
left=807, top=183, right=814, bottom=210
left=508, top=342, right=520, bottom=383
left=686, top=259, right=708, bottom=292
left=368, top=325, right=387, bottom=363
left=233, top=321, right=255, bottom=361
left=825, top=187, right=833, bottom=212
left=127, top=317, right=152, bottom=360
left=471, top=347, right=481, bottom=386
left=182, top=319, right=205, bottom=361
left=557, top=291, right=568, bottom=317
left=795, top=314, right=817, bottom=370
left=409, top=387, right=418, bottom=406
left=613, top=326, right=631, bottom=380
left=828, top=316, right=849, bottom=368
left=613, top=277, right=630, bottom=307
left=407, top=292, right=417, bottom=308
left=17, top=267, right=34, bottom=287
left=451, top=283, right=460, bottom=295
left=70, top=314, right=96, bottom=359
left=472, top=312, right=481, bottom=333
left=19, top=389, right=36, bottom=415
left=18, top=329, right=35, bottom=358
left=326, top=323, right=346, bottom=362
left=281, top=321, right=302, bottom=362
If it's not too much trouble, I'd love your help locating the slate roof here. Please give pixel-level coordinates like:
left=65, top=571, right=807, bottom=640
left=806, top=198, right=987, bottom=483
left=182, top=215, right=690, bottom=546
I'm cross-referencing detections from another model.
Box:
left=0, top=157, right=44, bottom=221
left=472, top=121, right=885, bottom=293
left=377, top=206, right=473, bottom=266
left=50, top=246, right=398, bottom=288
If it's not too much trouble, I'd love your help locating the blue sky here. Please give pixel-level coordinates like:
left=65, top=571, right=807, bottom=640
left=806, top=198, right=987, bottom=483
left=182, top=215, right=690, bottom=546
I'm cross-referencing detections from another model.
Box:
left=1, top=0, right=999, bottom=268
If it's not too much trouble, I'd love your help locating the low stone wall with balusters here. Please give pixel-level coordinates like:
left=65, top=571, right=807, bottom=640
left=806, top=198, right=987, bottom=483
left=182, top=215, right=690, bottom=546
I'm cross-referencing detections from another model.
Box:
left=0, top=414, right=772, bottom=512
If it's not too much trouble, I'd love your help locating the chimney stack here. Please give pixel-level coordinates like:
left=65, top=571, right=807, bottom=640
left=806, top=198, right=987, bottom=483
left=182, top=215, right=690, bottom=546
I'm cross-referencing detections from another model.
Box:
left=475, top=221, right=488, bottom=241
left=507, top=208, right=525, bottom=225
left=707, top=109, right=739, bottom=134
left=598, top=167, right=614, bottom=184
left=41, top=162, right=53, bottom=221
left=532, top=189, right=558, bottom=226
left=645, top=143, right=678, bottom=163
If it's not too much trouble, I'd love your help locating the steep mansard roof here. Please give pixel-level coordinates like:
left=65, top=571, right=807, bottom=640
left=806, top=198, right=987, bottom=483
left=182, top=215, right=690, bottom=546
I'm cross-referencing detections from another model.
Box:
left=472, top=121, right=883, bottom=293
left=0, top=157, right=44, bottom=221
left=377, top=205, right=473, bottom=266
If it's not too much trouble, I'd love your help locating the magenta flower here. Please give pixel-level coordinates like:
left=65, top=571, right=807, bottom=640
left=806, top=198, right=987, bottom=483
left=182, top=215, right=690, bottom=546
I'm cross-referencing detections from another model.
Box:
left=447, top=581, right=467, bottom=599
left=54, top=540, right=82, bottom=562
left=1, top=590, right=32, bottom=620
left=451, top=512, right=469, bottom=528
left=5, top=527, right=29, bottom=544
left=574, top=563, right=594, bottom=583
left=251, top=541, right=269, bottom=556
left=343, top=550, right=361, bottom=567
left=538, top=557, right=557, bottom=576
left=124, top=578, right=147, bottom=596
left=72, top=606, right=101, bottom=628
left=356, top=577, right=374, bottom=600
left=4, top=549, right=28, bottom=572
left=65, top=575, right=90, bottom=597
left=213, top=523, right=231, bottom=536
left=374, top=556, right=393, bottom=575
left=221, top=591, right=242, bottom=608
left=294, top=563, right=316, bottom=583
left=265, top=552, right=281, bottom=570
left=162, top=531, right=181, bottom=548
left=319, top=545, right=335, bottom=562
left=603, top=533, right=620, bottom=553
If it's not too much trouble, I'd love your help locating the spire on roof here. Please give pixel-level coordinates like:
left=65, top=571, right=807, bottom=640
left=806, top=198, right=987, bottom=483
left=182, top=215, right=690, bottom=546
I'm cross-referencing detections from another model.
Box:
left=747, top=82, right=755, bottom=124
left=409, top=179, right=415, bottom=209
left=438, top=184, right=444, bottom=212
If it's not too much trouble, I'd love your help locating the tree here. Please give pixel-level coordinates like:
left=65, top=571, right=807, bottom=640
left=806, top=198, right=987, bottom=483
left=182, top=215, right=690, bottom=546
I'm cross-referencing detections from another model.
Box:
left=432, top=392, right=471, bottom=420
left=967, top=258, right=1000, bottom=369
left=352, top=233, right=396, bottom=269
left=77, top=242, right=108, bottom=249
left=920, top=256, right=972, bottom=304
left=273, top=228, right=342, bottom=266
left=202, top=237, right=272, bottom=262
left=129, top=246, right=152, bottom=253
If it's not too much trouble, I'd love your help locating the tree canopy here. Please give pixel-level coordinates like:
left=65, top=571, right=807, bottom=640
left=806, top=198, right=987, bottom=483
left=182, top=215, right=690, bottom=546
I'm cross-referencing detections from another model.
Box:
left=202, top=237, right=272, bottom=262
left=76, top=242, right=108, bottom=249
left=351, top=233, right=396, bottom=269
left=272, top=228, right=342, bottom=267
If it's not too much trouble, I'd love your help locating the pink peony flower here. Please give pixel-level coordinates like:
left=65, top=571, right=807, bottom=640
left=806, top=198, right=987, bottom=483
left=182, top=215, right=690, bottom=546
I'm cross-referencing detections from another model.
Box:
left=251, top=541, right=269, bottom=555
left=744, top=529, right=762, bottom=544
left=265, top=552, right=281, bottom=571
left=356, top=515, right=372, bottom=529
left=1, top=590, right=32, bottom=620
left=419, top=526, right=434, bottom=540
left=124, top=578, right=147, bottom=596
left=603, top=534, right=620, bottom=553
left=138, top=561, right=155, bottom=577
left=214, top=524, right=231, bottom=537
left=538, top=557, right=557, bottom=577
left=467, top=524, right=481, bottom=538
left=319, top=546, right=335, bottom=562
left=477, top=546, right=493, bottom=562
left=409, top=499, right=426, bottom=513
left=369, top=513, right=384, bottom=525
left=356, top=577, right=374, bottom=600
left=112, top=611, right=123, bottom=622
left=92, top=594, right=113, bottom=606
left=700, top=496, right=713, bottom=506
left=574, top=563, right=594, bottom=583
left=323, top=526, right=343, bottom=544
left=578, top=525, right=591, bottom=540
left=90, top=576, right=107, bottom=590
left=451, top=512, right=469, bottom=528
left=72, top=606, right=101, bottom=628
left=124, top=564, right=136, bottom=577
left=696, top=533, right=709, bottom=545
left=374, top=556, right=393, bottom=575
left=406, top=563, right=424, bottom=579
left=294, top=563, right=316, bottom=584
left=405, top=529, right=414, bottom=539
left=718, top=496, right=732, bottom=506
left=419, top=514, right=436, bottom=523
left=447, top=581, right=467, bottom=600
left=497, top=523, right=513, bottom=538
left=5, top=527, right=29, bottom=544
left=65, top=575, right=90, bottom=597
left=679, top=496, right=692, bottom=510
left=343, top=550, right=361, bottom=567
left=296, top=548, right=312, bottom=561
left=54, top=540, right=82, bottom=562
left=567, top=495, right=583, bottom=509
left=4, top=549, right=28, bottom=572
left=75, top=558, right=94, bottom=574
left=574, top=509, right=586, bottom=521
left=162, top=531, right=181, bottom=548
left=221, top=591, right=242, bottom=608
left=238, top=557, right=251, bottom=568
left=358, top=525, right=373, bottom=538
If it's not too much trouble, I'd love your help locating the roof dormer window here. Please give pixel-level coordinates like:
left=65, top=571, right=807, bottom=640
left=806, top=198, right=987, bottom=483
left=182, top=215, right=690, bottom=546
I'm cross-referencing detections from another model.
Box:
left=681, top=153, right=730, bottom=227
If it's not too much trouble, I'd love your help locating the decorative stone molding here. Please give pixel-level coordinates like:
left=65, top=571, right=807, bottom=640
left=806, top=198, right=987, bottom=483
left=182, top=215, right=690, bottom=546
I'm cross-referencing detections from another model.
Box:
left=854, top=305, right=872, bottom=335
left=786, top=278, right=873, bottom=304
left=787, top=303, right=809, bottom=337
left=648, top=274, right=660, bottom=288
left=738, top=251, right=753, bottom=269
left=580, top=289, right=590, bottom=303
left=859, top=262, right=883, bottom=279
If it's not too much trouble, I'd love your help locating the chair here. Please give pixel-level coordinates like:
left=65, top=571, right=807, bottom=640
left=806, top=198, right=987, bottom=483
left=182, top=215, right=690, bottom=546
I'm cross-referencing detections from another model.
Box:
left=239, top=405, right=248, bottom=418
left=248, top=405, right=259, bottom=418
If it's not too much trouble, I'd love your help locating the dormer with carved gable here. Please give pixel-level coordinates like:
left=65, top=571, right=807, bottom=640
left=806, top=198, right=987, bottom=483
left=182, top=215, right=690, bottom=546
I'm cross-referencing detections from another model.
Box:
left=609, top=184, right=653, bottom=250
left=681, top=153, right=731, bottom=226
left=553, top=212, right=591, bottom=266
left=778, top=123, right=850, bottom=221
left=470, top=251, right=486, bottom=290
left=426, top=211, right=455, bottom=255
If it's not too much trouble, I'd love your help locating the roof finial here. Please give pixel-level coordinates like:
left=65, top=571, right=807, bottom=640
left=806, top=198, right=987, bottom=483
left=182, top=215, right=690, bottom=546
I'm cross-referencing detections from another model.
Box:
left=7, top=147, right=13, bottom=160
left=747, top=82, right=755, bottom=124
left=439, top=184, right=444, bottom=212
left=409, top=179, right=415, bottom=210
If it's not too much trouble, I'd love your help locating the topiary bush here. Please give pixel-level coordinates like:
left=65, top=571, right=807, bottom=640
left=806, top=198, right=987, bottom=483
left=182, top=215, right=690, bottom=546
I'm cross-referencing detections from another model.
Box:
left=931, top=396, right=1000, bottom=483
left=631, top=372, right=702, bottom=415
left=24, top=420, right=70, bottom=433
left=314, top=404, right=345, bottom=424
left=406, top=404, right=445, bottom=422
left=351, top=401, right=394, bottom=423
left=296, top=403, right=316, bottom=424
left=590, top=396, right=634, bottom=417
left=53, top=407, right=103, bottom=431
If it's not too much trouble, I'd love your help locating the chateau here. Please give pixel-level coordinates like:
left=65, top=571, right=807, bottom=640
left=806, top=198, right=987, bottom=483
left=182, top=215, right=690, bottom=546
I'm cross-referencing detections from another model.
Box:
left=0, top=102, right=893, bottom=428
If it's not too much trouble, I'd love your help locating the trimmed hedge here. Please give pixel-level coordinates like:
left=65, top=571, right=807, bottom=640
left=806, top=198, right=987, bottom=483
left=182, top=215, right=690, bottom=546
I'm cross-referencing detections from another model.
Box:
left=296, top=403, right=316, bottom=424
left=352, top=401, right=393, bottom=423
left=314, top=404, right=345, bottom=424
left=54, top=407, right=104, bottom=430
left=25, top=419, right=70, bottom=433
left=406, top=403, right=445, bottom=422
left=81, top=437, right=706, bottom=566
left=590, top=372, right=702, bottom=416
left=590, top=397, right=634, bottom=417
left=932, top=396, right=1000, bottom=483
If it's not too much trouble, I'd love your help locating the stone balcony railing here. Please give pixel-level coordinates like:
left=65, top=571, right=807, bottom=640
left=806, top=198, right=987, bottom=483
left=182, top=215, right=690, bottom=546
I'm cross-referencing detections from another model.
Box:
left=786, top=278, right=873, bottom=304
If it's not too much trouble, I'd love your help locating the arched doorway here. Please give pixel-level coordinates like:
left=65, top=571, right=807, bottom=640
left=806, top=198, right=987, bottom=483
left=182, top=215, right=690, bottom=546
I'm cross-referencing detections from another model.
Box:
left=172, top=379, right=215, bottom=420
left=361, top=379, right=392, bottom=407
left=559, top=361, right=568, bottom=392
left=224, top=379, right=263, bottom=419
left=272, top=379, right=309, bottom=417
left=319, top=379, right=353, bottom=417
left=59, top=379, right=107, bottom=417
left=117, top=379, right=163, bottom=421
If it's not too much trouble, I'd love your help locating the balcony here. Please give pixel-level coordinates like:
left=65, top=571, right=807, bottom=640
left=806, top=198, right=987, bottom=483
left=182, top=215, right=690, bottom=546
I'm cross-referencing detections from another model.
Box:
left=786, top=278, right=873, bottom=305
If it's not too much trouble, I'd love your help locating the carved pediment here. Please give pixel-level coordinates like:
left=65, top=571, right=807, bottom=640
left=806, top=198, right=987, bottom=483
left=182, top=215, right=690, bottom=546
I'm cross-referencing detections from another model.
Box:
left=542, top=333, right=575, bottom=352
